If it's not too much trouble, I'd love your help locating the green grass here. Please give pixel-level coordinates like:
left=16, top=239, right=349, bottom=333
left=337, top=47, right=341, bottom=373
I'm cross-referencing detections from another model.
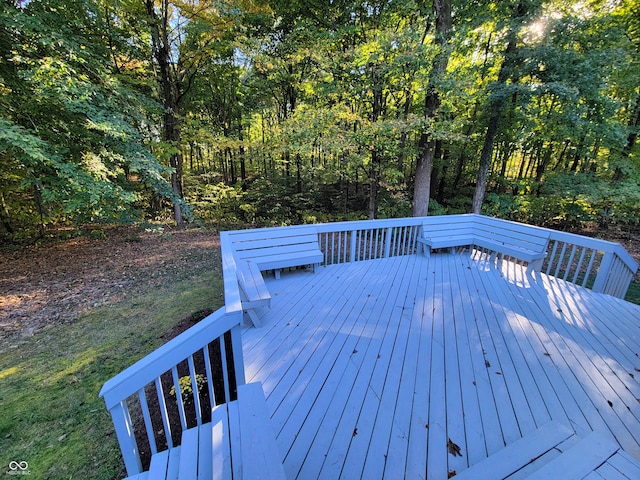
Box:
left=625, top=280, right=640, bottom=305
left=0, top=271, right=224, bottom=479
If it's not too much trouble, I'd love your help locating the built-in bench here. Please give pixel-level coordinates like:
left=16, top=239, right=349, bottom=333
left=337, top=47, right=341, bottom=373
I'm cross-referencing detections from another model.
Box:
left=99, top=308, right=286, bottom=480
left=235, top=258, right=272, bottom=327
left=418, top=214, right=550, bottom=273
left=229, top=227, right=324, bottom=326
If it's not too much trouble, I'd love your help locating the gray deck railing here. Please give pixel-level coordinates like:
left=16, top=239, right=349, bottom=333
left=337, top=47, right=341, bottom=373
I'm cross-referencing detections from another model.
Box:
left=541, top=228, right=637, bottom=298
left=99, top=308, right=245, bottom=477
left=222, top=215, right=637, bottom=301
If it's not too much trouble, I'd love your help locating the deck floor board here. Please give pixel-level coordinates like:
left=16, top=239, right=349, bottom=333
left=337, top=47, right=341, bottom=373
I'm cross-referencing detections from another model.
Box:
left=243, top=253, right=640, bottom=479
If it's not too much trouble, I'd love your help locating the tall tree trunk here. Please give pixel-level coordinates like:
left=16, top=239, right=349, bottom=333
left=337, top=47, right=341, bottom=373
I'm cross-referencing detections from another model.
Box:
left=368, top=160, right=378, bottom=220
left=413, top=0, right=452, bottom=217
left=471, top=3, right=529, bottom=214
left=145, top=0, right=185, bottom=225
left=368, top=63, right=384, bottom=219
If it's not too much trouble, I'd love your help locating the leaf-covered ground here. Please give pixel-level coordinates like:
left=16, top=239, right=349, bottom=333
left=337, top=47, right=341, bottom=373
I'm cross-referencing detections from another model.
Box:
left=0, top=227, right=221, bottom=351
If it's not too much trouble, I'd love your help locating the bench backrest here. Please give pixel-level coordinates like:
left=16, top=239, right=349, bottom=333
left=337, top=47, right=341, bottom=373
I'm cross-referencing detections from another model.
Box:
left=421, top=214, right=549, bottom=253
left=421, top=214, right=476, bottom=240
left=99, top=308, right=245, bottom=477
left=231, top=227, right=321, bottom=264
left=233, top=228, right=319, bottom=255
left=473, top=215, right=550, bottom=252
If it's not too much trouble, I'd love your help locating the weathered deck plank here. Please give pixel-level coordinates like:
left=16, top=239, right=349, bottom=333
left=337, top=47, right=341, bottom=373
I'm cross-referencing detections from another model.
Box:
left=242, top=253, right=640, bottom=479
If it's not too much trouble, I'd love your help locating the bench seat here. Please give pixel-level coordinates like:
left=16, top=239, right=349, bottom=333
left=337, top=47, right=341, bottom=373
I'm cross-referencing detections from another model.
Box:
left=236, top=259, right=271, bottom=327
left=453, top=420, right=640, bottom=480
left=250, top=248, right=324, bottom=276
left=417, top=233, right=474, bottom=253
left=124, top=382, right=285, bottom=480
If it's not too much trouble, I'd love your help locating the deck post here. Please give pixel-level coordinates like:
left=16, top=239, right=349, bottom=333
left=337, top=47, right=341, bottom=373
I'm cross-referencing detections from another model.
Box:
left=230, top=321, right=246, bottom=389
left=592, top=251, right=614, bottom=294
left=350, top=229, right=357, bottom=262
left=384, top=227, right=392, bottom=258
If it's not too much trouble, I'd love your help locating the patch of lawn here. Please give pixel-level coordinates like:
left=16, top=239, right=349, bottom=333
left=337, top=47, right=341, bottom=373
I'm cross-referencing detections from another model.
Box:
left=625, top=280, right=640, bottom=305
left=0, top=271, right=224, bottom=479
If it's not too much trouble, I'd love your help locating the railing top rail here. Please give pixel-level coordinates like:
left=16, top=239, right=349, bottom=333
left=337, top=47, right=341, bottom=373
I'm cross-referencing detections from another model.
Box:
left=223, top=217, right=426, bottom=238
left=533, top=225, right=638, bottom=273
left=99, top=307, right=240, bottom=409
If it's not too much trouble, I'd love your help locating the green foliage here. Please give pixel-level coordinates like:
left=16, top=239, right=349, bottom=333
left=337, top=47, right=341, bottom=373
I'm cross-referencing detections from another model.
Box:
left=1, top=0, right=640, bottom=235
left=170, top=374, right=207, bottom=405
left=0, top=0, right=175, bottom=238
left=185, top=175, right=247, bottom=227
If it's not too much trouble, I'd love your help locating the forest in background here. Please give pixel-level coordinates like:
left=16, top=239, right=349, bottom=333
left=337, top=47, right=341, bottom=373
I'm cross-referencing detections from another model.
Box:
left=1, top=0, right=639, bottom=241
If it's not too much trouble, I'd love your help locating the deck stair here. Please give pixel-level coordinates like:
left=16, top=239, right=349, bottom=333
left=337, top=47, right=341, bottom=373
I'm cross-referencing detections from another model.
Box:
left=453, top=421, right=640, bottom=480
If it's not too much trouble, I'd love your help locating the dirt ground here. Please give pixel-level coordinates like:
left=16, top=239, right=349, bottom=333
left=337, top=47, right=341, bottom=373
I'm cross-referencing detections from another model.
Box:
left=1, top=223, right=638, bottom=347
left=0, top=227, right=221, bottom=345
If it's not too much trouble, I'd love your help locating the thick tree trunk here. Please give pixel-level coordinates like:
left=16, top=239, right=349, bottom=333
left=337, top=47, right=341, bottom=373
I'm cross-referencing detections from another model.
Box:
left=412, top=0, right=451, bottom=217
left=413, top=138, right=435, bottom=217
left=368, top=162, right=377, bottom=220
left=146, top=0, right=185, bottom=226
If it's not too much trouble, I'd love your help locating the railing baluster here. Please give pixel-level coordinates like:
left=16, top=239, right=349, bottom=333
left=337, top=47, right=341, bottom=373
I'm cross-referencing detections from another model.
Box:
left=333, top=232, right=337, bottom=263
left=138, top=388, right=157, bottom=455
left=564, top=245, right=577, bottom=281
left=373, top=229, right=379, bottom=259
left=353, top=231, right=357, bottom=261
left=220, top=336, right=231, bottom=404
left=384, top=227, right=392, bottom=258
left=365, top=230, right=370, bottom=259
left=155, top=377, right=173, bottom=448
left=583, top=249, right=597, bottom=288
left=188, top=355, right=202, bottom=426
left=110, top=399, right=142, bottom=475
left=171, top=366, right=187, bottom=430
left=203, top=345, right=216, bottom=407
left=546, top=240, right=559, bottom=275
left=554, top=243, right=568, bottom=278
left=573, top=247, right=587, bottom=284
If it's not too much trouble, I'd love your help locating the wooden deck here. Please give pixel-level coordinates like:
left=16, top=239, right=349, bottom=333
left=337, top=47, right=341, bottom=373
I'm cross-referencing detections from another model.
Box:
left=241, top=252, right=640, bottom=479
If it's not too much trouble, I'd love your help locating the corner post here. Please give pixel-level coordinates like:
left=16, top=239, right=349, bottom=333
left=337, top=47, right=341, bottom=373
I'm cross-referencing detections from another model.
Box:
left=592, top=251, right=614, bottom=294
left=110, top=401, right=143, bottom=476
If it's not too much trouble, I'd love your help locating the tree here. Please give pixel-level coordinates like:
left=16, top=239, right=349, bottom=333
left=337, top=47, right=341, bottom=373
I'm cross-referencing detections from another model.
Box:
left=471, top=0, right=539, bottom=214
left=413, top=0, right=452, bottom=217
left=0, top=0, right=173, bottom=235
